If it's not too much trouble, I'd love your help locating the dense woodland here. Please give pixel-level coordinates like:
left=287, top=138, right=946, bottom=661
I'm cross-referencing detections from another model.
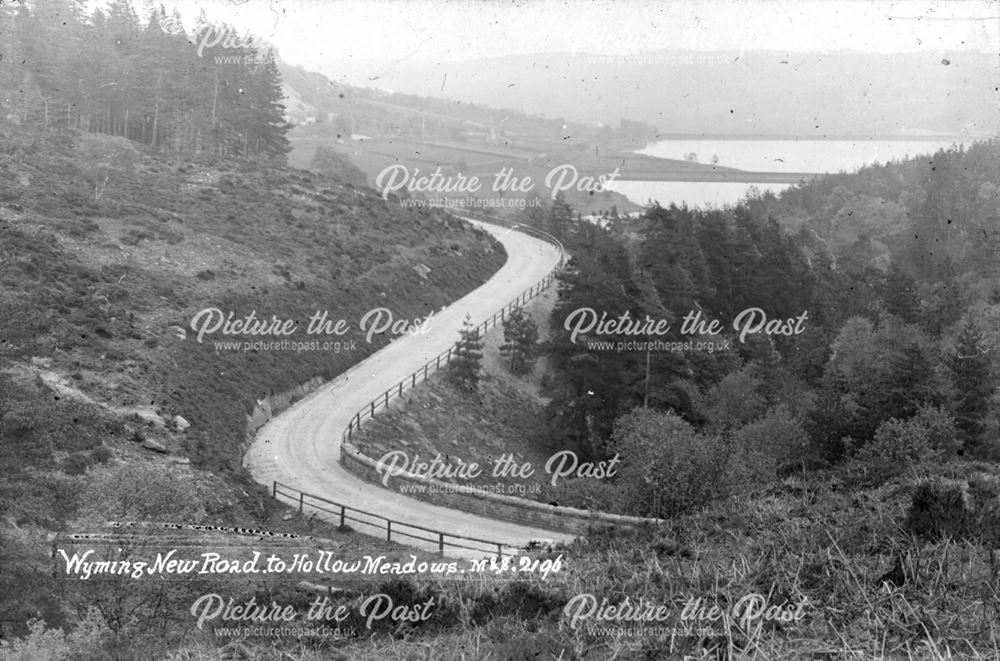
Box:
left=524, top=140, right=1000, bottom=517
left=0, top=0, right=290, bottom=159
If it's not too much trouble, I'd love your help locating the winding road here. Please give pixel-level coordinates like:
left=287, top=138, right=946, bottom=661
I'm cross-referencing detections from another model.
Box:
left=244, top=220, right=572, bottom=557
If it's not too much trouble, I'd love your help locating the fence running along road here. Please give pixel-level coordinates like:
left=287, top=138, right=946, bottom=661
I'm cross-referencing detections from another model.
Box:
left=272, top=480, right=524, bottom=557
left=252, top=212, right=568, bottom=558
left=343, top=213, right=565, bottom=442
left=343, top=231, right=564, bottom=444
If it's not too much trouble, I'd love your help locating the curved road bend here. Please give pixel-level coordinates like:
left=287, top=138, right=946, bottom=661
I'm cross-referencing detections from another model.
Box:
left=245, top=220, right=571, bottom=557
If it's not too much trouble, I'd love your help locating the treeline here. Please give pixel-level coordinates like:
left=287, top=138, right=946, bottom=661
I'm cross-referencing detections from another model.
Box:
left=768, top=140, right=1000, bottom=286
left=0, top=0, right=289, bottom=159
left=530, top=198, right=829, bottom=458
left=522, top=140, right=1000, bottom=514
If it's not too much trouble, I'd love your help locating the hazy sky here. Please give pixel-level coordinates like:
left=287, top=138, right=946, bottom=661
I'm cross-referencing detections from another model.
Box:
left=160, top=0, right=998, bottom=73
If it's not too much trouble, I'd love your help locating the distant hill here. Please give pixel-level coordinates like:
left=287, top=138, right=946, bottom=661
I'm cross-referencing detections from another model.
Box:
left=278, top=59, right=818, bottom=215
left=315, top=50, right=998, bottom=139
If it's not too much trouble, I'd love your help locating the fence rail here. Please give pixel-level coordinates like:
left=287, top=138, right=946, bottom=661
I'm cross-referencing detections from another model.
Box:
left=341, top=214, right=566, bottom=443
left=272, top=480, right=521, bottom=557
left=269, top=213, right=566, bottom=557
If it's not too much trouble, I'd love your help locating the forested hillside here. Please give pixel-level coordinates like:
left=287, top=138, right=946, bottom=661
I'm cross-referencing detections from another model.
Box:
left=282, top=139, right=1000, bottom=660
left=0, top=0, right=289, bottom=158
left=529, top=140, right=1000, bottom=517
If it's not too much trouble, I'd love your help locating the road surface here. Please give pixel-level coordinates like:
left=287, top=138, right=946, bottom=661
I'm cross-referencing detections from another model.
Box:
left=245, top=220, right=570, bottom=557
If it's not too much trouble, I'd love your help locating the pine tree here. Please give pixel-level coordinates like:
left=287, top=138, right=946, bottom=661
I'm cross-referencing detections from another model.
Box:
left=106, top=0, right=143, bottom=137
left=17, top=0, right=86, bottom=128
left=884, top=262, right=920, bottom=323
left=251, top=49, right=291, bottom=159
left=2, top=1, right=293, bottom=161
left=500, top=308, right=539, bottom=373
left=135, top=9, right=172, bottom=146
left=949, top=316, right=994, bottom=448
left=449, top=314, right=483, bottom=391
left=548, top=191, right=574, bottom=239
left=522, top=194, right=547, bottom=231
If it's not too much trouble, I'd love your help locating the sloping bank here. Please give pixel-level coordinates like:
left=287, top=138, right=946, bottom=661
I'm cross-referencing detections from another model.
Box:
left=339, top=443, right=662, bottom=536
left=335, top=219, right=663, bottom=537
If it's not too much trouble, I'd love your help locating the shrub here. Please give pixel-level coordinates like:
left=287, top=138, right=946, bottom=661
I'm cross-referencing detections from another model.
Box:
left=0, top=619, right=72, bottom=661
left=61, top=452, right=93, bottom=475
left=701, top=367, right=766, bottom=433
left=858, top=405, right=960, bottom=466
left=0, top=608, right=108, bottom=661
left=90, top=445, right=112, bottom=464
left=77, top=462, right=207, bottom=523
left=610, top=408, right=739, bottom=517
left=731, top=405, right=812, bottom=480
left=471, top=581, right=565, bottom=625
left=905, top=474, right=1000, bottom=545
left=906, top=478, right=974, bottom=541
left=484, top=622, right=568, bottom=660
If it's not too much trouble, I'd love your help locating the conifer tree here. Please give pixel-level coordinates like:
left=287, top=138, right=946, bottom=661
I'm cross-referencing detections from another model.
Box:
left=885, top=262, right=921, bottom=324
left=500, top=307, right=539, bottom=373
left=2, top=2, right=291, bottom=161
left=251, top=49, right=291, bottom=159
left=449, top=314, right=483, bottom=392
left=548, top=191, right=574, bottom=239
left=949, top=316, right=994, bottom=448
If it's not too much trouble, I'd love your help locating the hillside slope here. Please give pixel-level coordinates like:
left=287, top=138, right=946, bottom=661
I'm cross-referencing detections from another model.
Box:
left=0, top=126, right=507, bottom=640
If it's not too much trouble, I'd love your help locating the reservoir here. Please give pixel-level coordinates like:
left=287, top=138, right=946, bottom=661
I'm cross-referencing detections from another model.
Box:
left=608, top=138, right=967, bottom=208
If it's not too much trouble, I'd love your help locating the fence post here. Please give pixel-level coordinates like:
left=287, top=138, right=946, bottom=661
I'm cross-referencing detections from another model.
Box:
left=339, top=505, right=345, bottom=529
left=386, top=521, right=392, bottom=542
left=438, top=533, right=445, bottom=556
left=384, top=391, right=389, bottom=408
left=272, top=481, right=277, bottom=498
left=447, top=347, right=451, bottom=362
left=371, top=401, right=375, bottom=417
left=298, top=491, right=304, bottom=513
left=424, top=365, right=428, bottom=379
left=412, top=373, right=416, bottom=387
left=398, top=382, right=403, bottom=397
left=497, top=544, right=503, bottom=558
